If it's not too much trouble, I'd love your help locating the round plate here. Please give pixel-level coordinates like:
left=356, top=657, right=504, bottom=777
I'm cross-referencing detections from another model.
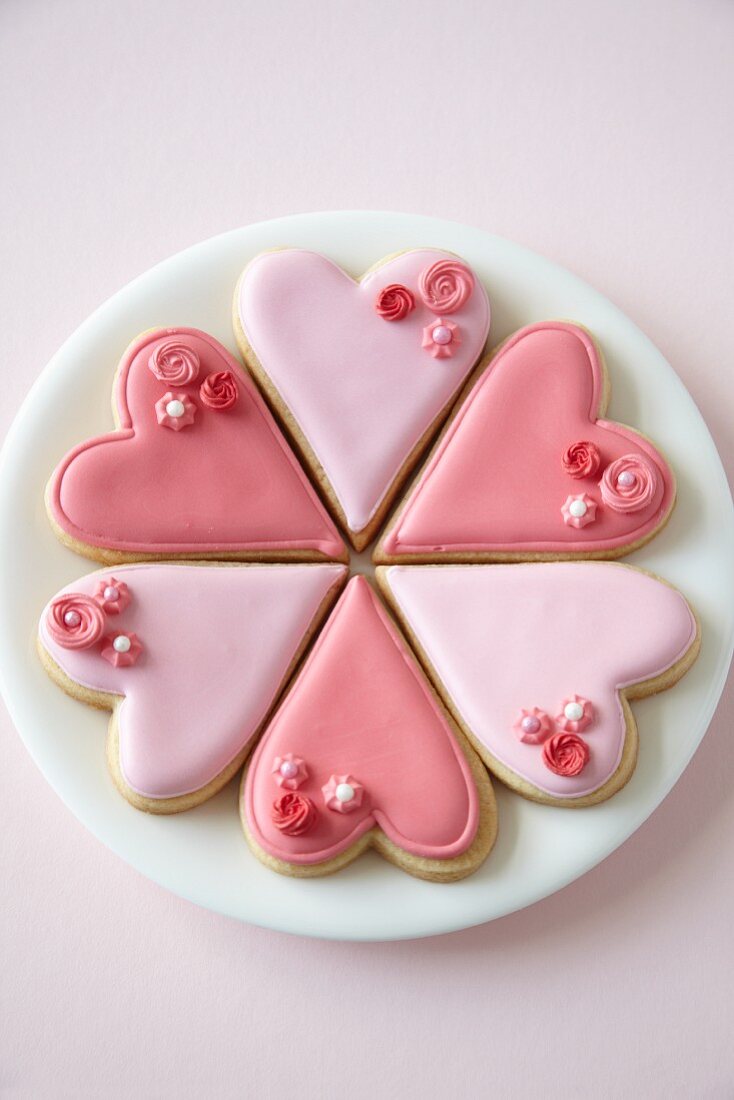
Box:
left=1, top=212, right=732, bottom=941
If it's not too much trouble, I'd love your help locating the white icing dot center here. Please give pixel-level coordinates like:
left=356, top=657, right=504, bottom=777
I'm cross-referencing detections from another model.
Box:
left=564, top=701, right=584, bottom=721
left=113, top=635, right=131, bottom=653
left=569, top=499, right=587, bottom=518
left=335, top=783, right=355, bottom=803
left=166, top=399, right=185, bottom=418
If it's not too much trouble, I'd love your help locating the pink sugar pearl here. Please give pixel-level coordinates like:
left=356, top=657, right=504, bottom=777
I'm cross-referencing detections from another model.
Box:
left=617, top=471, right=635, bottom=487
left=432, top=325, right=452, bottom=345
left=104, top=585, right=119, bottom=601
left=64, top=610, right=81, bottom=628
left=280, top=761, right=298, bottom=779
left=522, top=715, right=541, bottom=734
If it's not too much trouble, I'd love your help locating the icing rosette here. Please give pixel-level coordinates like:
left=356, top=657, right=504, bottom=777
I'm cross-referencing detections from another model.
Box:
left=155, top=392, right=197, bottom=431
left=600, top=455, right=659, bottom=513
left=422, top=318, right=460, bottom=359
left=199, top=370, right=238, bottom=410
left=100, top=632, right=143, bottom=668
left=556, top=694, right=594, bottom=733
left=271, top=792, right=317, bottom=836
left=562, top=441, right=601, bottom=479
left=148, top=340, right=200, bottom=385
left=542, top=732, right=590, bottom=777
left=322, top=773, right=365, bottom=813
left=271, top=753, right=308, bottom=790
left=93, top=578, right=130, bottom=615
left=513, top=707, right=553, bottom=745
left=561, top=493, right=597, bottom=528
left=375, top=284, right=415, bottom=321
left=46, top=594, right=106, bottom=650
left=418, top=260, right=474, bottom=314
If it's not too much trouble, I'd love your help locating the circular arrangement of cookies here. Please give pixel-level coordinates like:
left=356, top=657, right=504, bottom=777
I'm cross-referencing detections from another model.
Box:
left=37, top=248, right=700, bottom=882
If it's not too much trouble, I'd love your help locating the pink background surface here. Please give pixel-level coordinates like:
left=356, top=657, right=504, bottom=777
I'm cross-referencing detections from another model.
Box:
left=1, top=1, right=733, bottom=1096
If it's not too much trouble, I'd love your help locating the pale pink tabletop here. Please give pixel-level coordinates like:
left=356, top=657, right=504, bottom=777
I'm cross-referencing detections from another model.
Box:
left=2, top=2, right=733, bottom=1096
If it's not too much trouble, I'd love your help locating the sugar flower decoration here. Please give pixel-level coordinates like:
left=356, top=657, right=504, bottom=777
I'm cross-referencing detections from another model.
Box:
left=562, top=441, right=601, bottom=479
left=600, top=455, right=659, bottom=513
left=148, top=339, right=200, bottom=385
left=513, top=707, right=553, bottom=745
left=561, top=493, right=597, bottom=528
left=418, top=260, right=474, bottom=314
left=46, top=594, right=106, bottom=650
left=375, top=284, right=415, bottom=321
left=322, top=774, right=365, bottom=813
left=93, top=578, right=130, bottom=615
left=271, top=753, right=308, bottom=790
left=271, top=792, right=317, bottom=836
left=543, top=732, right=590, bottom=777
left=556, top=694, right=594, bottom=733
left=422, top=318, right=460, bottom=359
left=199, top=371, right=238, bottom=410
left=101, top=632, right=143, bottom=668
left=155, top=391, right=197, bottom=431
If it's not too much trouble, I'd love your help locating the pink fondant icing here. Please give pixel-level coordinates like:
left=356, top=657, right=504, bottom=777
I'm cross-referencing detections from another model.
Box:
left=380, top=322, right=675, bottom=557
left=382, top=563, right=697, bottom=799
left=47, top=328, right=345, bottom=559
left=243, top=577, right=480, bottom=864
left=237, top=250, right=490, bottom=535
left=39, top=563, right=346, bottom=799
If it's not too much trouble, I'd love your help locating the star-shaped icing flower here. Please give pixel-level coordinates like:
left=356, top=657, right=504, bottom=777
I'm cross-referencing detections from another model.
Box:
left=322, top=773, right=365, bottom=813
left=513, top=707, right=553, bottom=744
left=93, top=578, right=131, bottom=615
left=100, top=632, right=143, bottom=667
left=271, top=753, right=308, bottom=790
left=421, top=318, right=461, bottom=359
left=155, top=392, right=197, bottom=431
left=561, top=493, right=597, bottom=528
left=556, top=694, right=594, bottom=733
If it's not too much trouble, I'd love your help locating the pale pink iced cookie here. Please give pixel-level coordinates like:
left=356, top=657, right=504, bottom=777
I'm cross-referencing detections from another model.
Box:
left=378, top=562, right=699, bottom=807
left=37, top=563, right=346, bottom=813
left=46, top=327, right=346, bottom=564
left=375, top=322, right=675, bottom=563
left=234, top=250, right=490, bottom=551
left=241, top=576, right=496, bottom=880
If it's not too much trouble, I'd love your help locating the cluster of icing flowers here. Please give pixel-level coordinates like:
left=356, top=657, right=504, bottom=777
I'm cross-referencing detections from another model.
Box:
left=513, top=695, right=594, bottom=777
left=374, top=259, right=475, bottom=362
left=46, top=578, right=143, bottom=667
left=269, top=757, right=366, bottom=834
left=149, top=338, right=239, bottom=430
left=560, top=443, right=661, bottom=529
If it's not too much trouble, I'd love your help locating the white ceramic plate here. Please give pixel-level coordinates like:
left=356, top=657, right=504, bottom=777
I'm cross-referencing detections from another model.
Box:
left=1, top=212, right=732, bottom=941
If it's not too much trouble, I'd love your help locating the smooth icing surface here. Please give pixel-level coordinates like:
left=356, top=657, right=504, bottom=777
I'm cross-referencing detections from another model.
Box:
left=39, top=563, right=346, bottom=799
left=48, top=328, right=345, bottom=558
left=237, top=250, right=490, bottom=533
left=383, top=563, right=697, bottom=798
left=243, top=577, right=480, bottom=863
left=380, top=322, right=675, bottom=556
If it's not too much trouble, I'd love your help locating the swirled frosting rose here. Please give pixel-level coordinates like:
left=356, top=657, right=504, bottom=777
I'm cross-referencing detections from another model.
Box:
left=375, top=284, right=415, bottom=321
left=148, top=340, right=200, bottom=385
left=46, top=594, right=106, bottom=650
left=542, top=732, right=590, bottom=777
left=562, top=440, right=601, bottom=479
left=418, top=260, right=474, bottom=314
left=199, top=370, right=238, bottom=410
left=271, top=792, right=317, bottom=836
left=600, top=455, right=659, bottom=513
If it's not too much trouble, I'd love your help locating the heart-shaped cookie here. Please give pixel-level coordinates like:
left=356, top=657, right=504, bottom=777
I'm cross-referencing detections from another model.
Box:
left=379, top=563, right=699, bottom=806
left=376, top=322, right=675, bottom=562
left=241, top=576, right=496, bottom=880
left=235, top=249, right=491, bottom=550
left=38, top=563, right=346, bottom=812
left=46, top=327, right=346, bottom=563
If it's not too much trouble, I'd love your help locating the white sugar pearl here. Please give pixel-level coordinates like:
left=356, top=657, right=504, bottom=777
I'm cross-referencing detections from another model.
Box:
left=564, top=701, right=584, bottom=721
left=569, top=499, right=587, bottom=518
left=335, top=783, right=354, bottom=803
left=113, top=635, right=131, bottom=653
left=166, top=399, right=185, bottom=418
